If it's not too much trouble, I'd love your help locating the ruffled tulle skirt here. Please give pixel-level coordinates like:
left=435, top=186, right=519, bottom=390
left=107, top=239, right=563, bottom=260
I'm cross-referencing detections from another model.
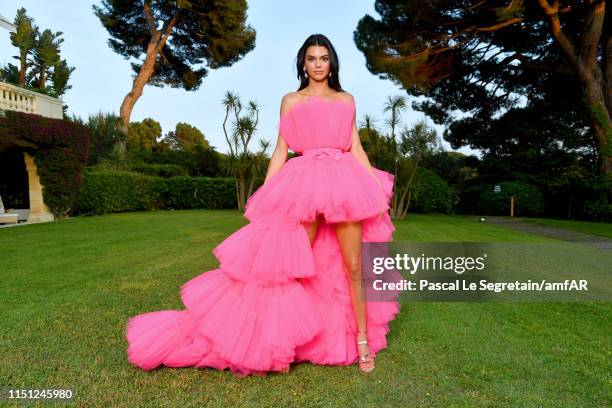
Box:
left=126, top=152, right=401, bottom=377
left=244, top=150, right=391, bottom=224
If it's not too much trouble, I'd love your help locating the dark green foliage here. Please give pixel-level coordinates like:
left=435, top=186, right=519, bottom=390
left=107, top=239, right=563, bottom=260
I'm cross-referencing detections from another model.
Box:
left=92, top=0, right=256, bottom=91
left=128, top=145, right=221, bottom=177
left=354, top=1, right=611, bottom=212
left=455, top=182, right=487, bottom=215
left=354, top=1, right=603, bottom=147
left=70, top=112, right=124, bottom=166
left=128, top=118, right=162, bottom=151
left=50, top=59, right=74, bottom=97
left=581, top=198, right=612, bottom=222
left=73, top=170, right=166, bottom=214
left=73, top=169, right=236, bottom=215
left=161, top=175, right=236, bottom=210
left=0, top=63, right=20, bottom=83
left=33, top=28, right=63, bottom=88
left=576, top=176, right=612, bottom=222
left=409, top=167, right=453, bottom=214
left=479, top=181, right=545, bottom=216
left=420, top=150, right=480, bottom=186
left=164, top=122, right=208, bottom=151
left=129, top=161, right=189, bottom=177
left=0, top=111, right=89, bottom=217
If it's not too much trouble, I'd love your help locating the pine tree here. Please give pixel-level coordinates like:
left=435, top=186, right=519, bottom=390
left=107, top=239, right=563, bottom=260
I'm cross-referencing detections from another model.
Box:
left=93, top=0, right=257, bottom=155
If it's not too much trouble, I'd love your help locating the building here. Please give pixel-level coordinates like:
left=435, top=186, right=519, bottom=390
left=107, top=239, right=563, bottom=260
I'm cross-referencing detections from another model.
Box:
left=1, top=11, right=64, bottom=225
left=0, top=13, right=16, bottom=32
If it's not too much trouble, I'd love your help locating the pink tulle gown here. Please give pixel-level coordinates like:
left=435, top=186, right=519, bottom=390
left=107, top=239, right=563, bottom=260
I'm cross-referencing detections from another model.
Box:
left=125, top=93, right=401, bottom=377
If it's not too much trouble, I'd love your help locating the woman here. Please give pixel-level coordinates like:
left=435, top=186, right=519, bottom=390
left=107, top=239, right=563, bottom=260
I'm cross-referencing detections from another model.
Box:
left=126, top=34, right=400, bottom=377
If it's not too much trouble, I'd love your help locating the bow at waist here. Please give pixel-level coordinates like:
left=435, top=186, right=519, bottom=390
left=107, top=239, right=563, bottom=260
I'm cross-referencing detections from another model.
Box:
left=302, top=147, right=345, bottom=161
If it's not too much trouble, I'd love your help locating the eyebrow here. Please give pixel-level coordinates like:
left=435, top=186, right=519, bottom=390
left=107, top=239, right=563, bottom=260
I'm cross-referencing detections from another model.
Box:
left=306, top=54, right=329, bottom=58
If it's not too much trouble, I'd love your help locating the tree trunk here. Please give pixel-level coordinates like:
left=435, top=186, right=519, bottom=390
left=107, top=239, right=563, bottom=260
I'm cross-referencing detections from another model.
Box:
left=18, top=56, right=27, bottom=86
left=580, top=68, right=612, bottom=202
left=539, top=0, right=611, bottom=202
left=606, top=34, right=612, bottom=115
left=567, top=187, right=572, bottom=219
left=118, top=38, right=160, bottom=155
left=237, top=171, right=246, bottom=211
left=37, top=64, right=46, bottom=89
left=235, top=179, right=240, bottom=209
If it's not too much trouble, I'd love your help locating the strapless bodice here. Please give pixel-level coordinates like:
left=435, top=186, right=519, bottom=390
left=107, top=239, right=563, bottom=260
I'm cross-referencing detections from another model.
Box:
left=278, top=94, right=355, bottom=154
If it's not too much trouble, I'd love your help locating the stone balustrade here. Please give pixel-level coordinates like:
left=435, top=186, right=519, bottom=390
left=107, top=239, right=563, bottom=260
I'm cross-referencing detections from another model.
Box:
left=0, top=81, right=63, bottom=119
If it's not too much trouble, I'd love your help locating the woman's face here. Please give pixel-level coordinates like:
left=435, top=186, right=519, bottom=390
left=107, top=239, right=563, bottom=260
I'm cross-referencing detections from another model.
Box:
left=303, top=45, right=330, bottom=81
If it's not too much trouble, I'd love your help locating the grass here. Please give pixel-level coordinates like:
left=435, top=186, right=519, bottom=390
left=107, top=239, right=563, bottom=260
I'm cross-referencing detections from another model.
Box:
left=0, top=210, right=610, bottom=407
left=520, top=216, right=612, bottom=239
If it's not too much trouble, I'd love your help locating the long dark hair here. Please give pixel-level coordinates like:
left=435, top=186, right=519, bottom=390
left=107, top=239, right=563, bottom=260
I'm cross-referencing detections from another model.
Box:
left=295, top=34, right=344, bottom=93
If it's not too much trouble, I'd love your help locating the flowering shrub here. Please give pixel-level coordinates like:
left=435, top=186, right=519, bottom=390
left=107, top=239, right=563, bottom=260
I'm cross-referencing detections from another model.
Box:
left=0, top=110, right=89, bottom=218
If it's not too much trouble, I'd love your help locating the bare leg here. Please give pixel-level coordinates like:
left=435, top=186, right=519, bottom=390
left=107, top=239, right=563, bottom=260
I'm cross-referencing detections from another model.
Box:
left=334, top=220, right=374, bottom=372
left=302, top=212, right=325, bottom=246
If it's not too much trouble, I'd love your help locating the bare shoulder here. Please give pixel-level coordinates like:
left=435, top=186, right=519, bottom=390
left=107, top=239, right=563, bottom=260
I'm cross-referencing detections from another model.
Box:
left=280, top=92, right=296, bottom=116
left=283, top=91, right=301, bottom=101
left=280, top=92, right=302, bottom=116
left=337, top=91, right=355, bottom=104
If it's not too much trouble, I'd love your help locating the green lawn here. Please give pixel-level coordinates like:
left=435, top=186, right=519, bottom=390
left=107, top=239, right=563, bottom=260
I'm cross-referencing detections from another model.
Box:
left=0, top=211, right=610, bottom=407
left=520, top=216, right=612, bottom=239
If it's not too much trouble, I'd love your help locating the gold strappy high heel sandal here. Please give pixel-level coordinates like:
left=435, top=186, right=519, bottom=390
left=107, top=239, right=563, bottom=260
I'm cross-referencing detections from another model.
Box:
left=357, top=331, right=375, bottom=373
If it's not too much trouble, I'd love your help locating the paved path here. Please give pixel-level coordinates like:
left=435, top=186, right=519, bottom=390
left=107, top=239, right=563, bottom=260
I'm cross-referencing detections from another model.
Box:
left=483, top=216, right=612, bottom=251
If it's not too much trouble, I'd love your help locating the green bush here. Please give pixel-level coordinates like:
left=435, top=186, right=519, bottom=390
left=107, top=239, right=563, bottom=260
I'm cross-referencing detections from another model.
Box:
left=162, top=176, right=236, bottom=210
left=409, top=167, right=453, bottom=214
left=129, top=161, right=189, bottom=177
left=455, top=182, right=487, bottom=214
left=73, top=169, right=236, bottom=215
left=73, top=169, right=164, bottom=214
left=479, top=180, right=545, bottom=216
left=0, top=111, right=89, bottom=218
left=580, top=197, right=612, bottom=222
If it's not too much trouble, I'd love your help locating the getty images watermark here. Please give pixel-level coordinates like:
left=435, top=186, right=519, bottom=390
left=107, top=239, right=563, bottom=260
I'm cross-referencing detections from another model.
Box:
left=360, top=242, right=611, bottom=302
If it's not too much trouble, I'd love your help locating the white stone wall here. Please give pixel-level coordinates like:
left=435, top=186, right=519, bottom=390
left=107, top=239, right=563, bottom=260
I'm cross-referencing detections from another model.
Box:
left=0, top=81, right=63, bottom=119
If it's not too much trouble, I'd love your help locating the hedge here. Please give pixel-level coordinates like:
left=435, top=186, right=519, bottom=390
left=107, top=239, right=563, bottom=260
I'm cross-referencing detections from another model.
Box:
left=479, top=180, right=545, bottom=216
left=73, top=169, right=236, bottom=215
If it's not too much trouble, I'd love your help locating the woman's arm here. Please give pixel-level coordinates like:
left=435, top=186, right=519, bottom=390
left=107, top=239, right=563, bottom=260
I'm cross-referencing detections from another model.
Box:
left=263, top=95, right=291, bottom=183
left=264, top=135, right=288, bottom=183
left=348, top=97, right=384, bottom=192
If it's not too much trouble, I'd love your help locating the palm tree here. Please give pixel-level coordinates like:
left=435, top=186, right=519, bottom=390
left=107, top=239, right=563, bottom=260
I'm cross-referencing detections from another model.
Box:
left=392, top=119, right=438, bottom=218
left=220, top=91, right=267, bottom=210
left=8, top=8, right=37, bottom=86
left=33, top=29, right=63, bottom=89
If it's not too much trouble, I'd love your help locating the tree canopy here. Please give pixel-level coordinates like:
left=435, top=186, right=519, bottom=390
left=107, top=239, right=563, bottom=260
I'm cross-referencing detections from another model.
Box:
left=354, top=0, right=611, bottom=199
left=93, top=0, right=256, bottom=155
left=94, top=0, right=256, bottom=91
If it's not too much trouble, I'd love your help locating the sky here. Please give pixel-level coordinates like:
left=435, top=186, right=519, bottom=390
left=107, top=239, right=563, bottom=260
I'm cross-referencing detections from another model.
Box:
left=1, top=1, right=481, bottom=158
